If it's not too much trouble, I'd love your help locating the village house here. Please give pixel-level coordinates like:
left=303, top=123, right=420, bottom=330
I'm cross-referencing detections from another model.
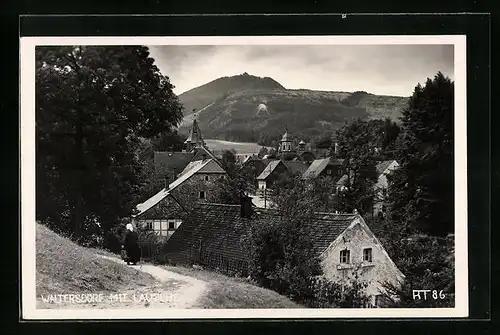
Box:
left=335, top=160, right=400, bottom=217
left=132, top=158, right=228, bottom=238
left=162, top=199, right=404, bottom=307
left=153, top=118, right=222, bottom=182
left=373, top=160, right=399, bottom=217
left=256, top=159, right=309, bottom=194
left=302, top=156, right=345, bottom=180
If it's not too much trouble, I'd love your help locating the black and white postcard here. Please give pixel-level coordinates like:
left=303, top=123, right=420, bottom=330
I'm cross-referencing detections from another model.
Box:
left=21, top=35, right=468, bottom=319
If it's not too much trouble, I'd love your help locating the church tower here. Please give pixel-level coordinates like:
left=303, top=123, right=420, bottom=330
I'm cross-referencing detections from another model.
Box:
left=184, top=116, right=205, bottom=152
left=278, top=127, right=295, bottom=160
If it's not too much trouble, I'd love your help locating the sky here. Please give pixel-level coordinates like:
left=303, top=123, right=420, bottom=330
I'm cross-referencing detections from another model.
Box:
left=147, top=44, right=454, bottom=97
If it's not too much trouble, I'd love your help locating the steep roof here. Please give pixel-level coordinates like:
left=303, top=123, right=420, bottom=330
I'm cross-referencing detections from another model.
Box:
left=256, top=160, right=309, bottom=180
left=165, top=204, right=361, bottom=260
left=153, top=151, right=194, bottom=176
left=257, top=210, right=359, bottom=256
left=282, top=160, right=309, bottom=176
left=185, top=119, right=204, bottom=144
left=256, top=160, right=281, bottom=180
left=191, top=146, right=221, bottom=165
left=376, top=160, right=398, bottom=175
left=281, top=130, right=290, bottom=142
left=164, top=203, right=252, bottom=262
left=303, top=213, right=359, bottom=256
left=303, top=158, right=330, bottom=179
left=135, top=158, right=220, bottom=216
left=302, top=157, right=344, bottom=179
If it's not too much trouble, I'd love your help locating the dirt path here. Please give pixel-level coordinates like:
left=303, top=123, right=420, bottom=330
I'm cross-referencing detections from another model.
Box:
left=97, top=255, right=207, bottom=309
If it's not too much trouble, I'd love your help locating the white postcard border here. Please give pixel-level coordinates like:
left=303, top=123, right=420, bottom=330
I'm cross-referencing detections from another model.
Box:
left=20, top=35, right=468, bottom=319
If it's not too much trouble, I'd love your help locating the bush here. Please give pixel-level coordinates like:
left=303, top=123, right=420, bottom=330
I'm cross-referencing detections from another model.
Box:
left=242, top=217, right=321, bottom=303
left=136, top=226, right=165, bottom=264
left=309, top=277, right=371, bottom=308
left=376, top=230, right=455, bottom=308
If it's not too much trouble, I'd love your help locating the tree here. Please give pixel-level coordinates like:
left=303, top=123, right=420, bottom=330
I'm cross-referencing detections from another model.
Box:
left=388, top=72, right=454, bottom=236
left=220, top=149, right=238, bottom=178
left=152, top=129, right=186, bottom=152
left=36, top=46, right=184, bottom=242
left=243, top=175, right=324, bottom=302
left=331, top=119, right=379, bottom=215
left=258, top=147, right=269, bottom=158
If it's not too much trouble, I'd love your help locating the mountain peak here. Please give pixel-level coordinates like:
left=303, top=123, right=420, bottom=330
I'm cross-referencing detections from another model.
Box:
left=179, top=74, right=286, bottom=115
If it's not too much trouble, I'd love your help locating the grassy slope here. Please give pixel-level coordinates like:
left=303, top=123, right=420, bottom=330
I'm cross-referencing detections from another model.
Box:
left=36, top=223, right=156, bottom=297
left=36, top=224, right=299, bottom=309
left=164, top=265, right=301, bottom=309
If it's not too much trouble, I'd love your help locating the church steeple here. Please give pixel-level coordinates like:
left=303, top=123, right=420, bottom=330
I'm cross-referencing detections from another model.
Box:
left=278, top=126, right=293, bottom=154
left=184, top=114, right=205, bottom=152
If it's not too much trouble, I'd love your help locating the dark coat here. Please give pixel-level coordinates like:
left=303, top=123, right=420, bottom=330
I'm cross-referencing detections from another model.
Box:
left=122, top=230, right=141, bottom=263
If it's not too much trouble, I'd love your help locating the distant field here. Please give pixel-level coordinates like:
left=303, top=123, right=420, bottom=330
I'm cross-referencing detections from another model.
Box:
left=204, top=139, right=272, bottom=154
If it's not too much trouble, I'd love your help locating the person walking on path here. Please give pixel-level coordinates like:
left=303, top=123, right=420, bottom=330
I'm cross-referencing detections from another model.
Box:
left=122, top=223, right=141, bottom=265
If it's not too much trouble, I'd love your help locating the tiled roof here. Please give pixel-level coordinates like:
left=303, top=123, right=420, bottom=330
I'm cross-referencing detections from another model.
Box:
left=153, top=151, right=193, bottom=176
left=192, top=146, right=222, bottom=166
left=256, top=160, right=309, bottom=180
left=303, top=157, right=344, bottom=179
left=282, top=160, right=309, bottom=176
left=256, top=210, right=359, bottom=256
left=164, top=203, right=253, bottom=262
left=256, top=160, right=281, bottom=180
left=303, top=158, right=330, bottom=179
left=136, top=188, right=171, bottom=217
left=165, top=204, right=360, bottom=262
left=135, top=159, right=217, bottom=216
left=376, top=160, right=398, bottom=175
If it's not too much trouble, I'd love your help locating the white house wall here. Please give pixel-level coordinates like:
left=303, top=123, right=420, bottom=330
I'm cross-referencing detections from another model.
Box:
left=320, top=219, right=405, bottom=298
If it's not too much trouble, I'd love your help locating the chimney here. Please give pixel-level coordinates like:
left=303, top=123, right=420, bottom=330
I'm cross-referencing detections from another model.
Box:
left=240, top=193, right=254, bottom=218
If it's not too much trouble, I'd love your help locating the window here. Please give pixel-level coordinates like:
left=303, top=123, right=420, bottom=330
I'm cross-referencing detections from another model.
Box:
left=204, top=175, right=209, bottom=181
left=363, top=248, right=373, bottom=262
left=340, top=249, right=350, bottom=264
left=168, top=221, right=176, bottom=230
left=144, top=221, right=153, bottom=230
left=327, top=169, right=332, bottom=175
left=199, top=191, right=206, bottom=199
left=153, top=220, right=161, bottom=231
left=161, top=220, right=168, bottom=231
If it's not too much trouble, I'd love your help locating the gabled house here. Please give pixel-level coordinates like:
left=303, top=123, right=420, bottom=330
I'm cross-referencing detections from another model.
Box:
left=133, top=158, right=228, bottom=238
left=373, top=160, right=399, bottom=217
left=335, top=160, right=400, bottom=217
left=154, top=151, right=194, bottom=181
left=256, top=160, right=309, bottom=193
left=302, top=157, right=344, bottom=180
left=163, top=202, right=404, bottom=306
left=153, top=117, right=222, bottom=182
